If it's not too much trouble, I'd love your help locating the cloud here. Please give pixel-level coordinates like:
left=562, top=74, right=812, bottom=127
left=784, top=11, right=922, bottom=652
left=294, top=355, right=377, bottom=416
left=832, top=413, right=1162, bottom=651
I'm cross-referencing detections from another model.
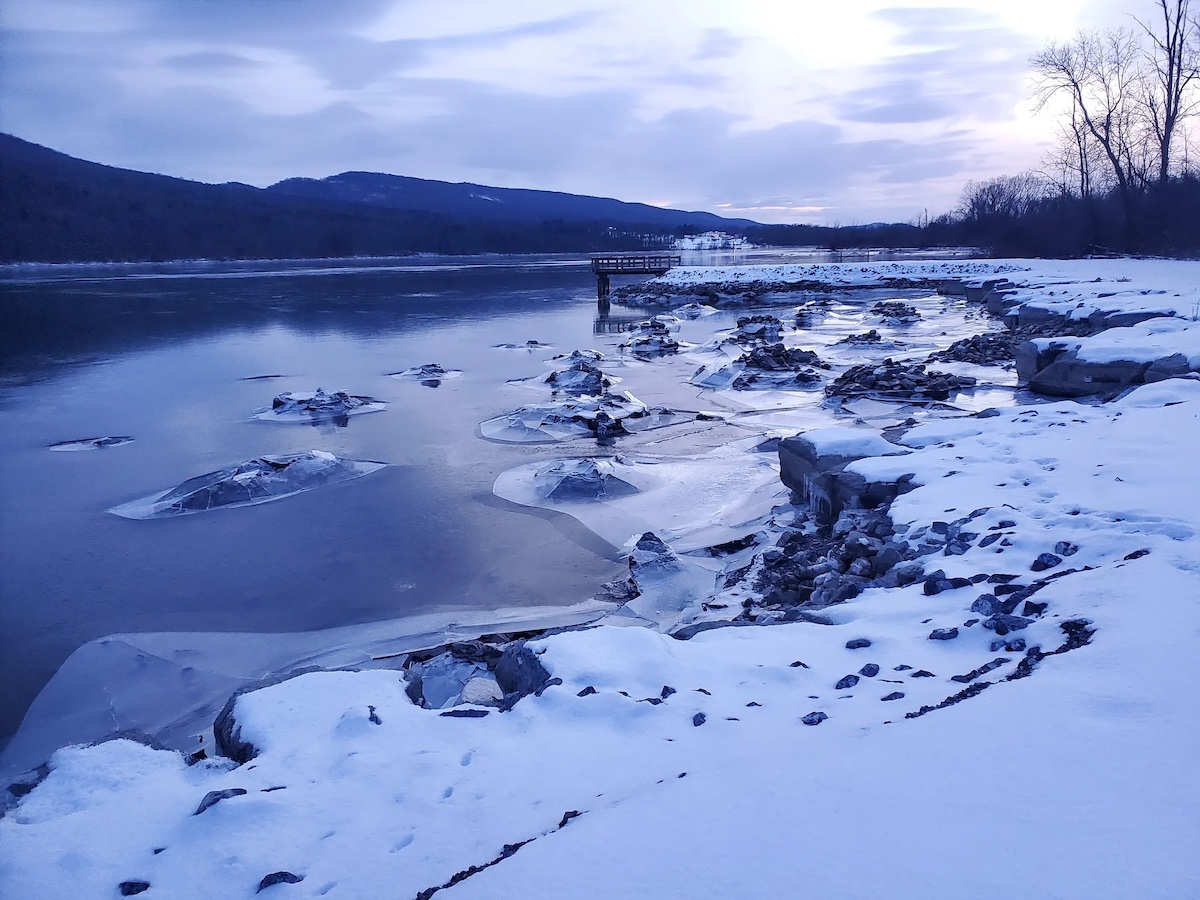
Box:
left=693, top=28, right=742, bottom=61
left=0, top=0, right=1054, bottom=224
left=163, top=51, right=265, bottom=71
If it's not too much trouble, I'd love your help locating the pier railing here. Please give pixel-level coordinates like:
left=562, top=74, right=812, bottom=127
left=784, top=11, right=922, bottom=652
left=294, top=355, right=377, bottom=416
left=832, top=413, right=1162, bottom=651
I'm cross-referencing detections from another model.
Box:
left=590, top=254, right=681, bottom=276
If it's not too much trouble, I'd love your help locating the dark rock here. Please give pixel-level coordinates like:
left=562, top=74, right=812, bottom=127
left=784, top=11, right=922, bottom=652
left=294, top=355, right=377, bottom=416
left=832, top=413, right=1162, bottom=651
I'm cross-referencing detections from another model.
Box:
left=1031, top=552, right=1062, bottom=572
left=1124, top=548, right=1151, bottom=560
left=1054, top=541, right=1079, bottom=557
left=1022, top=601, right=1048, bottom=617
left=193, top=788, right=247, bottom=816
left=979, top=533, right=1001, bottom=547
left=845, top=638, right=872, bottom=649
left=440, top=709, right=489, bottom=718
left=931, top=331, right=1018, bottom=366
left=494, top=643, right=551, bottom=697
left=789, top=660, right=809, bottom=668
left=858, top=663, right=880, bottom=677
left=120, top=882, right=151, bottom=896
left=368, top=705, right=381, bottom=725
left=881, top=692, right=905, bottom=701
left=801, top=711, right=829, bottom=726
left=904, top=681, right=992, bottom=719
left=871, top=301, right=921, bottom=322
left=258, top=872, right=304, bottom=892
left=577, top=686, right=597, bottom=697
left=991, top=638, right=1027, bottom=652
left=964, top=618, right=978, bottom=627
left=660, top=685, right=676, bottom=699
left=894, top=664, right=912, bottom=671
left=983, top=614, right=1034, bottom=635
left=835, top=674, right=860, bottom=690
left=970, top=594, right=1001, bottom=616
left=928, top=627, right=959, bottom=641
left=827, top=359, right=975, bottom=402
left=692, top=712, right=707, bottom=727
left=951, top=657, right=1010, bottom=683
left=558, top=810, right=582, bottom=828
left=910, top=670, right=935, bottom=678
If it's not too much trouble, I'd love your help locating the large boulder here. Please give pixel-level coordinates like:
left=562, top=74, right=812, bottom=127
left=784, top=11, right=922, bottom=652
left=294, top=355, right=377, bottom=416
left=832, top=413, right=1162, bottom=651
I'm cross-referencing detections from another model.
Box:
left=1017, top=339, right=1194, bottom=398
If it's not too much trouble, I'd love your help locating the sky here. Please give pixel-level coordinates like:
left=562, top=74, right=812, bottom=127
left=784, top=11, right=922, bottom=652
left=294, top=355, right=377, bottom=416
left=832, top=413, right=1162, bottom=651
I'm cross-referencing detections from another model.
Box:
left=1, top=0, right=1136, bottom=224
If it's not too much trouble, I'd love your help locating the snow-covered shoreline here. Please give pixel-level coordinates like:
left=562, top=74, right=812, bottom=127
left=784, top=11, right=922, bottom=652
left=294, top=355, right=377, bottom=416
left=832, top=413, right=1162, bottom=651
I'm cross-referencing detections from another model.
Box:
left=3, top=256, right=1199, bottom=899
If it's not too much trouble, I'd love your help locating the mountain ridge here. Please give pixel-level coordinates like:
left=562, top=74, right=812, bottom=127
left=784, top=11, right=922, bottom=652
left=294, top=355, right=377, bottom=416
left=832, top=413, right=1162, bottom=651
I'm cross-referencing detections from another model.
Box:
left=0, top=133, right=757, bottom=264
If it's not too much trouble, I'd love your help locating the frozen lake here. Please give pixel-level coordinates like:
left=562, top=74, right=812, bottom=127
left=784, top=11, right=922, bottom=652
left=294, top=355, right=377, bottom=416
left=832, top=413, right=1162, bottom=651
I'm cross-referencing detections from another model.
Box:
left=0, top=248, right=997, bottom=759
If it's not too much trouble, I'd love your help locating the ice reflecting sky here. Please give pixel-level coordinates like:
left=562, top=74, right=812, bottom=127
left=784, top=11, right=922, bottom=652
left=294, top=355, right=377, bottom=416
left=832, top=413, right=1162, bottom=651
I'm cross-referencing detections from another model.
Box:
left=2, top=0, right=1131, bottom=222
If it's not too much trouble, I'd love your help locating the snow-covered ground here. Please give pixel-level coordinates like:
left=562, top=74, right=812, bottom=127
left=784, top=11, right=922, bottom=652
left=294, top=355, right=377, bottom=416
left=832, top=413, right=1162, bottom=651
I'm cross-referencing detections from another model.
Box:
left=4, top=256, right=1200, bottom=899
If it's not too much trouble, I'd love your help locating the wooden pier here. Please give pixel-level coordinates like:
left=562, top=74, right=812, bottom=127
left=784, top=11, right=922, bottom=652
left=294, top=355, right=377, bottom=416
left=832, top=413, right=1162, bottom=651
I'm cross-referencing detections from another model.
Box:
left=590, top=254, right=681, bottom=301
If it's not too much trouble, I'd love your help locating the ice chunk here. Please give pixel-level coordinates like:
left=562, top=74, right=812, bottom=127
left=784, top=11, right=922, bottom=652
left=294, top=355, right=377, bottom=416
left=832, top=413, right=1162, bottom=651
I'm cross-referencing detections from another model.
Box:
left=532, top=459, right=640, bottom=500
left=479, top=393, right=653, bottom=444
left=254, top=388, right=386, bottom=424
left=388, top=363, right=462, bottom=385
left=107, top=451, right=386, bottom=519
left=48, top=436, right=134, bottom=451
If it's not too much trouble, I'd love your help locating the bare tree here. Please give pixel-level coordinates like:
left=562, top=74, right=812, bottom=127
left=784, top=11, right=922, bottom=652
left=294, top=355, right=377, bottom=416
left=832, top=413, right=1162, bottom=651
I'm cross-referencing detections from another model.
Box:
left=1135, top=0, right=1200, bottom=184
left=1044, top=106, right=1105, bottom=198
left=958, top=172, right=1051, bottom=222
left=1032, top=28, right=1150, bottom=219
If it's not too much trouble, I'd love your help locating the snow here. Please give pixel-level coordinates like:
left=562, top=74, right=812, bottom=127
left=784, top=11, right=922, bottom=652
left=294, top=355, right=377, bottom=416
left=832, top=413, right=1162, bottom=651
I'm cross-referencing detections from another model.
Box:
left=5, top=256, right=1200, bottom=899
left=1033, top=316, right=1200, bottom=367
left=793, top=425, right=900, bottom=458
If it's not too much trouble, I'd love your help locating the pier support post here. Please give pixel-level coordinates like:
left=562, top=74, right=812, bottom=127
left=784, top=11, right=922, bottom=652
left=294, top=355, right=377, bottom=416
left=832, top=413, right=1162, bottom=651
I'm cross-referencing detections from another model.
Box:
left=596, top=272, right=610, bottom=300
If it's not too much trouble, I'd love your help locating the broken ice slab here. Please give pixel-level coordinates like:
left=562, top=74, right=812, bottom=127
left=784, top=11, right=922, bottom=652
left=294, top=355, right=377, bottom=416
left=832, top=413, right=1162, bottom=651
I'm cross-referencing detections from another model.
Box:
left=509, top=358, right=615, bottom=395
left=532, top=458, right=641, bottom=501
left=672, top=302, right=718, bottom=319
left=107, top=450, right=385, bottom=519
left=479, top=392, right=682, bottom=444
left=253, top=388, right=386, bottom=424
left=620, top=316, right=684, bottom=356
left=549, top=349, right=605, bottom=362
left=388, top=363, right=462, bottom=382
left=48, top=436, right=134, bottom=451
left=493, top=340, right=550, bottom=350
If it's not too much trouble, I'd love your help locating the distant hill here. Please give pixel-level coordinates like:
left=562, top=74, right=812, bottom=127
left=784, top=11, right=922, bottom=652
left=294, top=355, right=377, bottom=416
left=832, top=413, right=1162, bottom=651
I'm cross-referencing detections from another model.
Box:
left=0, top=134, right=757, bottom=264
left=267, top=171, right=756, bottom=231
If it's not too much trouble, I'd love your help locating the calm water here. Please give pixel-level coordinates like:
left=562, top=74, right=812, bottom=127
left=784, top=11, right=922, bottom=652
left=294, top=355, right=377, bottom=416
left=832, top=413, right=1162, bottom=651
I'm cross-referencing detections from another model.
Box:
left=0, top=247, right=991, bottom=752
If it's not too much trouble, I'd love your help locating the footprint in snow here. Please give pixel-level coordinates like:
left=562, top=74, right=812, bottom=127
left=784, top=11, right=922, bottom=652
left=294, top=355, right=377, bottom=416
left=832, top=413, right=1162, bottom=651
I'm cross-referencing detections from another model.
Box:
left=460, top=751, right=473, bottom=767
left=391, top=835, right=414, bottom=853
left=442, top=787, right=454, bottom=799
